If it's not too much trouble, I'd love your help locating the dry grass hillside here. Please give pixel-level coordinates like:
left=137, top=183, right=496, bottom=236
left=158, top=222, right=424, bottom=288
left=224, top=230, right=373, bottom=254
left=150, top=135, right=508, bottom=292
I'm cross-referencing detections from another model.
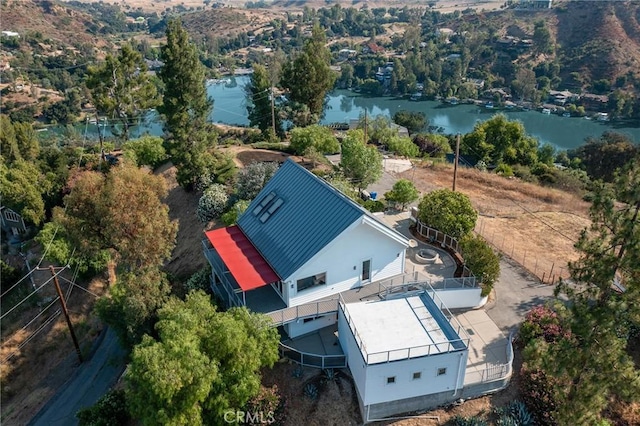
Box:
left=554, top=1, right=640, bottom=84
left=1, top=0, right=111, bottom=48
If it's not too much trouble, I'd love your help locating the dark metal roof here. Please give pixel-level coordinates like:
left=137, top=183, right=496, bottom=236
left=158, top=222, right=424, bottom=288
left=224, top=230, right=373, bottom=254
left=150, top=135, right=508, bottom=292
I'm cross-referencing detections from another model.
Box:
left=238, top=159, right=365, bottom=279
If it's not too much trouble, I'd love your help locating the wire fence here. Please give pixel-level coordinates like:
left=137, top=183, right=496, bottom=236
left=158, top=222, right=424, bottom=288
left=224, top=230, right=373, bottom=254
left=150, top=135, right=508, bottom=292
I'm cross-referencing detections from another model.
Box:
left=475, top=219, right=570, bottom=285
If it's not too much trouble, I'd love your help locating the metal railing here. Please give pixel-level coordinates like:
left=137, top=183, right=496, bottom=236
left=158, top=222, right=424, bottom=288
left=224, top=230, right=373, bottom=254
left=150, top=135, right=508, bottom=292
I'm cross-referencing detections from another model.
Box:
left=267, top=299, right=339, bottom=326
left=338, top=294, right=470, bottom=365
left=279, top=342, right=347, bottom=369
left=465, top=331, right=514, bottom=385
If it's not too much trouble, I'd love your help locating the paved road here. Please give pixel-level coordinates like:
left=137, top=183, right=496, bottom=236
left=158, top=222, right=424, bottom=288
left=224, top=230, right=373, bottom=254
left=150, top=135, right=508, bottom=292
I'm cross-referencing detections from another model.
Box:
left=485, top=257, right=556, bottom=334
left=29, top=327, right=127, bottom=426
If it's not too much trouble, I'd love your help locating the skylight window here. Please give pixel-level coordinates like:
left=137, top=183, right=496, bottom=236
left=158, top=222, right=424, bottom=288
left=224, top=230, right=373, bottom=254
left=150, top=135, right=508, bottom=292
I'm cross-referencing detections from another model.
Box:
left=253, top=192, right=276, bottom=216
left=254, top=192, right=284, bottom=223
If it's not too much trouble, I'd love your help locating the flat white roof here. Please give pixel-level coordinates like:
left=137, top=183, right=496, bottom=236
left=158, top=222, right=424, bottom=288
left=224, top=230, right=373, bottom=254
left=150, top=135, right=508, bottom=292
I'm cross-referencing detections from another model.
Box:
left=343, top=295, right=464, bottom=364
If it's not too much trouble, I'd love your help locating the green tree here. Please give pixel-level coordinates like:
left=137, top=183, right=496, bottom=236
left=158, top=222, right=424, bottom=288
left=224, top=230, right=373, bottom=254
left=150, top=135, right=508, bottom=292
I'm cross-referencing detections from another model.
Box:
left=0, top=115, right=40, bottom=165
left=340, top=129, right=383, bottom=190
left=392, top=110, right=427, bottom=134
left=533, top=20, right=553, bottom=54
left=246, top=64, right=282, bottom=137
left=0, top=160, right=46, bottom=225
left=511, top=68, right=537, bottom=101
left=384, top=179, right=419, bottom=210
left=572, top=132, right=637, bottom=182
left=95, top=268, right=171, bottom=348
left=463, top=114, right=538, bottom=166
left=56, top=165, right=177, bottom=277
left=281, top=24, right=335, bottom=121
left=87, top=43, right=160, bottom=141
left=532, top=159, right=640, bottom=424
left=386, top=135, right=419, bottom=158
left=417, top=189, right=477, bottom=239
left=126, top=291, right=280, bottom=425
left=159, top=19, right=217, bottom=189
left=459, top=234, right=500, bottom=296
left=123, top=135, right=168, bottom=168
left=289, top=125, right=339, bottom=156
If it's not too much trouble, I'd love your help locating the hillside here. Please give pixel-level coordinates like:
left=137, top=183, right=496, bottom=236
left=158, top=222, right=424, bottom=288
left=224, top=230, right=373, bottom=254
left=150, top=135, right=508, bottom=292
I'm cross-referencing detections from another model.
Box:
left=0, top=0, right=112, bottom=49
left=554, top=1, right=640, bottom=85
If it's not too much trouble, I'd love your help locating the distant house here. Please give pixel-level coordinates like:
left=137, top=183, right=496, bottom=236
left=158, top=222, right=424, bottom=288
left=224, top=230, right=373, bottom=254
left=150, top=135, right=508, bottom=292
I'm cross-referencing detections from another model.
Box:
left=339, top=49, right=358, bottom=60
left=580, top=93, right=609, bottom=110
left=203, top=159, right=409, bottom=338
left=1, top=31, right=19, bottom=38
left=549, top=90, right=578, bottom=105
left=435, top=28, right=455, bottom=39
left=0, top=206, right=27, bottom=237
left=363, top=42, right=385, bottom=55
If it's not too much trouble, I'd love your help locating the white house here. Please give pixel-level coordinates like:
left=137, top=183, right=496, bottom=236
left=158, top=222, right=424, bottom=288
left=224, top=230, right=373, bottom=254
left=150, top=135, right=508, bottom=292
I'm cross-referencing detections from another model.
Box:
left=338, top=293, right=469, bottom=420
left=203, top=158, right=409, bottom=337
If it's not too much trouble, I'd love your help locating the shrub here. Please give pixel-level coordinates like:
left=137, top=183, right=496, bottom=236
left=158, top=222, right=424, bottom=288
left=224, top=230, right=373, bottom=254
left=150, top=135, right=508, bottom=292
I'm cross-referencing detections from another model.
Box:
left=459, top=234, right=500, bottom=297
left=494, top=163, right=513, bottom=177
left=361, top=199, right=385, bottom=212
left=220, top=199, right=250, bottom=226
left=250, top=142, right=295, bottom=154
left=235, top=162, right=280, bottom=200
left=76, top=389, right=129, bottom=426
left=519, top=365, right=559, bottom=426
left=184, top=266, right=212, bottom=294
left=519, top=305, right=570, bottom=345
left=197, top=184, right=229, bottom=222
left=512, top=164, right=538, bottom=183
left=244, top=385, right=285, bottom=425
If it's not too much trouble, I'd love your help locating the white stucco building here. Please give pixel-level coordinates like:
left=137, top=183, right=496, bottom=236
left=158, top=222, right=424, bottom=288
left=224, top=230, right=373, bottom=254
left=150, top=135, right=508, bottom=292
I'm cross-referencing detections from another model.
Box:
left=338, top=293, right=469, bottom=419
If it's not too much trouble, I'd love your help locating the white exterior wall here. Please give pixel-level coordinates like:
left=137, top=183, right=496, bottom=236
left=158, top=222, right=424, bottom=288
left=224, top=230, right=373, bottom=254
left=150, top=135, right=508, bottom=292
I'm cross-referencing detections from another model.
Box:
left=434, top=288, right=486, bottom=309
left=286, top=221, right=406, bottom=307
left=338, top=307, right=368, bottom=396
left=285, top=313, right=337, bottom=339
left=363, top=350, right=467, bottom=406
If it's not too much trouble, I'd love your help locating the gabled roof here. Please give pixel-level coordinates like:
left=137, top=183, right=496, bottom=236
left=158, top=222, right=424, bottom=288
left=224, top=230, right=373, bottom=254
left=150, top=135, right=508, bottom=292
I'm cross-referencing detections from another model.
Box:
left=238, top=159, right=367, bottom=279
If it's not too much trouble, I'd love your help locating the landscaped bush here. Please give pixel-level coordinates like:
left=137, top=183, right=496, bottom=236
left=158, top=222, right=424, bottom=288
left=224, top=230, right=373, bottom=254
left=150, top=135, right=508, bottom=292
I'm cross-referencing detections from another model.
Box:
left=250, top=142, right=296, bottom=154
left=519, top=365, right=559, bottom=426
left=235, top=162, right=280, bottom=200
left=197, top=184, right=229, bottom=222
left=360, top=199, right=385, bottom=213
left=459, top=234, right=500, bottom=297
left=519, top=305, right=570, bottom=345
left=183, top=266, right=212, bottom=295
left=244, top=384, right=286, bottom=425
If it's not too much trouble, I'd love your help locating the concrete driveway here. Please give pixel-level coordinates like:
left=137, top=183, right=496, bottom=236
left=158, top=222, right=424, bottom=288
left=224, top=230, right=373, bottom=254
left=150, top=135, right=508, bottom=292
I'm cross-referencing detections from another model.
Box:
left=485, top=258, right=556, bottom=334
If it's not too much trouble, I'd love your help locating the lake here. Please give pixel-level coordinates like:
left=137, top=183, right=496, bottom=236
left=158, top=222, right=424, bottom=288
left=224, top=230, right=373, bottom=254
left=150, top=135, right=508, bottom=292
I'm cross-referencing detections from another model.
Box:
left=83, top=75, right=640, bottom=151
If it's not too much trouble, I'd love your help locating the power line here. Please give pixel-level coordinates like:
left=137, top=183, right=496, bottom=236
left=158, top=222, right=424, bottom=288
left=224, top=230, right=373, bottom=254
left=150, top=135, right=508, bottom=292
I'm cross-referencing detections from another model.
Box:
left=0, top=266, right=67, bottom=321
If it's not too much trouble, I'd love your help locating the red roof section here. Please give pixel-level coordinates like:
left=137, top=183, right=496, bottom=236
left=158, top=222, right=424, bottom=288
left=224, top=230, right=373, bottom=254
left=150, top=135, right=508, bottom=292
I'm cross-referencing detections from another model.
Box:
left=205, top=225, right=279, bottom=292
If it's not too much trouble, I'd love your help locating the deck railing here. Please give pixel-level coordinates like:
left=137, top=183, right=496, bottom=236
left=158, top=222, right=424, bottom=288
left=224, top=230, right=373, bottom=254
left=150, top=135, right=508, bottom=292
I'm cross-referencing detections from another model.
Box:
left=338, top=294, right=470, bottom=365
left=465, top=331, right=514, bottom=385
left=267, top=299, right=339, bottom=326
left=278, top=342, right=347, bottom=369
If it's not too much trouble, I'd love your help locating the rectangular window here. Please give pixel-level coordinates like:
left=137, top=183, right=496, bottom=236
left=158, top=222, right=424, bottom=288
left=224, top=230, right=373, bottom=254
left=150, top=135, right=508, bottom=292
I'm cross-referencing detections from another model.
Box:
left=361, top=259, right=371, bottom=282
left=413, top=372, right=421, bottom=380
left=387, top=376, right=395, bottom=384
left=296, top=273, right=327, bottom=292
left=437, top=368, right=447, bottom=376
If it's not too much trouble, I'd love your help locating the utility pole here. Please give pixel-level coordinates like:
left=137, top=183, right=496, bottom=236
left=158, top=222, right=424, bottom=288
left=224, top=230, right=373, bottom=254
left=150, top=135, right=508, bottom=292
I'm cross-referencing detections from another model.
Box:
left=453, top=133, right=460, bottom=192
left=49, top=266, right=83, bottom=363
left=270, top=86, right=276, bottom=135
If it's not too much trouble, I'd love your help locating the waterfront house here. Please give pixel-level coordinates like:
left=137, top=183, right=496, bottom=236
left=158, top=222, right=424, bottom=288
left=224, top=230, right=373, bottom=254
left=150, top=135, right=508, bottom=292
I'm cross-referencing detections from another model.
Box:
left=203, top=159, right=409, bottom=338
